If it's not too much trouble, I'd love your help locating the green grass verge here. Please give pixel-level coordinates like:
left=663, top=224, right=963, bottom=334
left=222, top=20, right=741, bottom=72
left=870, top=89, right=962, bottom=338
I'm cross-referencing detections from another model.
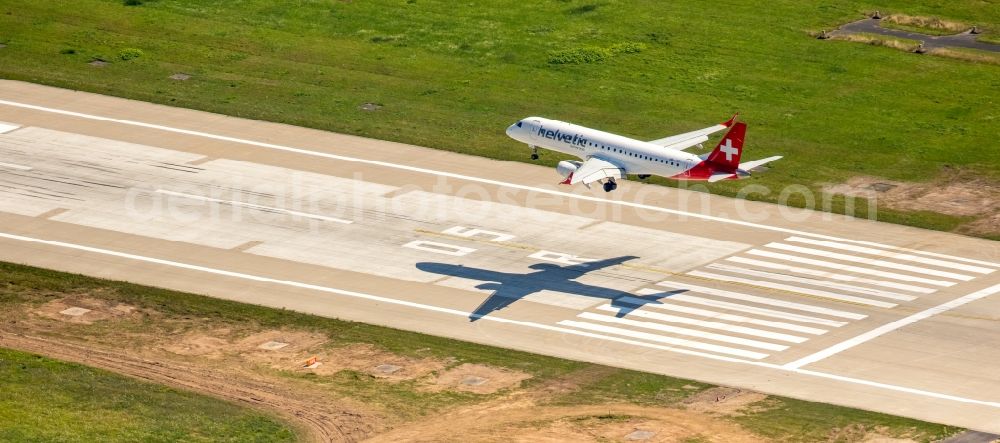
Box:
left=0, top=260, right=966, bottom=441
left=0, top=0, right=997, bottom=236
left=0, top=348, right=295, bottom=443
left=734, top=396, right=960, bottom=442
left=977, top=33, right=1000, bottom=44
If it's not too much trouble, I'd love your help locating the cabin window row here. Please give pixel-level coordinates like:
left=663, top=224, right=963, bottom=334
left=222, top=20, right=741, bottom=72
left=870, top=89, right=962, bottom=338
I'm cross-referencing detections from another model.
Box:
left=586, top=141, right=683, bottom=166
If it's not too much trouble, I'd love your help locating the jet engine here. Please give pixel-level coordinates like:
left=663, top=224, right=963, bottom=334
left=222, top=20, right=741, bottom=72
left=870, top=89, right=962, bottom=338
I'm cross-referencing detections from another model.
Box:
left=556, top=160, right=582, bottom=178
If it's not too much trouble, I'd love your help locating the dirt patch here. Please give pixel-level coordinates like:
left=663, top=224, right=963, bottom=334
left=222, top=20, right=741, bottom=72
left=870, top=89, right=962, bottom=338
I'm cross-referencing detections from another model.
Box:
left=420, top=363, right=531, bottom=394
left=235, top=329, right=328, bottom=365
left=862, top=436, right=917, bottom=443
left=825, top=174, right=1000, bottom=234
left=250, top=341, right=446, bottom=382
left=366, top=403, right=764, bottom=443
left=163, top=329, right=234, bottom=358
left=681, top=387, right=769, bottom=416
left=32, top=297, right=142, bottom=325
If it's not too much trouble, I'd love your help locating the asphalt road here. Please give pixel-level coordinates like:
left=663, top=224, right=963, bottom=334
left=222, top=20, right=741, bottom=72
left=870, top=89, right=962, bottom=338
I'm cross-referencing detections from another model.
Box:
left=1, top=81, right=998, bottom=432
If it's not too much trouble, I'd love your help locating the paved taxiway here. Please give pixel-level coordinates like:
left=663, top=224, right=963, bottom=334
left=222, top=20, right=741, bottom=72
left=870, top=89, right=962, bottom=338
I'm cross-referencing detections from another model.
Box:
left=1, top=81, right=998, bottom=431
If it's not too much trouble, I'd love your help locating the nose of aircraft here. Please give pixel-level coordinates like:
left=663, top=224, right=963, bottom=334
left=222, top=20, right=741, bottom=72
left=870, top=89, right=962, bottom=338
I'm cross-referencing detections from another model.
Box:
left=505, top=123, right=517, bottom=138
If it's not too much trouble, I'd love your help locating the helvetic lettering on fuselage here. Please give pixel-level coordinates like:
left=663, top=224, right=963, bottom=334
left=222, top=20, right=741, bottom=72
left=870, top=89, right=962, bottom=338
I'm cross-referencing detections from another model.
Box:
left=537, top=126, right=589, bottom=148
left=506, top=114, right=782, bottom=193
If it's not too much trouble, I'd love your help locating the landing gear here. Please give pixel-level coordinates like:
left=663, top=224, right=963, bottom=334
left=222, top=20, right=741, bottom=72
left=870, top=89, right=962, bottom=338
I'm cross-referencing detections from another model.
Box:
left=602, top=178, right=618, bottom=193
left=637, top=174, right=650, bottom=180
left=530, top=145, right=539, bottom=160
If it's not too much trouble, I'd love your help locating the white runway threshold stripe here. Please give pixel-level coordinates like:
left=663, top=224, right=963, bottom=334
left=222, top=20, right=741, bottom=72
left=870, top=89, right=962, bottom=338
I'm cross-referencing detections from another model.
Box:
left=558, top=320, right=772, bottom=359
left=155, top=189, right=353, bottom=224
left=576, top=311, right=790, bottom=351
left=765, top=243, right=975, bottom=281
left=784, top=236, right=996, bottom=274
left=745, top=249, right=957, bottom=287
left=687, top=270, right=899, bottom=309
left=2, top=231, right=1000, bottom=409
left=614, top=296, right=829, bottom=335
left=3, top=98, right=998, bottom=270
left=704, top=263, right=918, bottom=301
left=0, top=161, right=32, bottom=171
left=594, top=304, right=809, bottom=343
left=723, top=256, right=937, bottom=294
left=632, top=290, right=849, bottom=328
left=783, top=282, right=1000, bottom=370
left=656, top=281, right=868, bottom=320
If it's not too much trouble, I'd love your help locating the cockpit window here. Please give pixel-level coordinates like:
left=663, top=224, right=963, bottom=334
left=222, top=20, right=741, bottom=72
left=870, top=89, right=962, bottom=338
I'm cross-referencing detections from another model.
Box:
left=516, top=121, right=523, bottom=128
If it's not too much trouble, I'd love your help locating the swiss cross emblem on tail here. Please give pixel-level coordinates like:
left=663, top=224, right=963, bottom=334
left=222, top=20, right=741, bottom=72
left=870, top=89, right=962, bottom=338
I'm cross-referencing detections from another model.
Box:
left=719, top=139, right=738, bottom=161
left=706, top=122, right=746, bottom=170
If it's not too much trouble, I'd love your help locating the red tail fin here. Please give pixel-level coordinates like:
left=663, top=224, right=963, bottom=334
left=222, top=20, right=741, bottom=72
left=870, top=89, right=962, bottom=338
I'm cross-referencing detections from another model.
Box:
left=706, top=122, right=746, bottom=171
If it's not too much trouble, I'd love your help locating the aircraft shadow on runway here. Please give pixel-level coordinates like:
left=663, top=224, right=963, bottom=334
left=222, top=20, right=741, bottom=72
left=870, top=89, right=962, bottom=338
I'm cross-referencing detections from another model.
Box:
left=416, top=256, right=685, bottom=322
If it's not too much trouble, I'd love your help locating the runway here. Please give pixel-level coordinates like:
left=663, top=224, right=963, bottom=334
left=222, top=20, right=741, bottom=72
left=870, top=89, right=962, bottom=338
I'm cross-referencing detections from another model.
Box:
left=1, top=81, right=998, bottom=431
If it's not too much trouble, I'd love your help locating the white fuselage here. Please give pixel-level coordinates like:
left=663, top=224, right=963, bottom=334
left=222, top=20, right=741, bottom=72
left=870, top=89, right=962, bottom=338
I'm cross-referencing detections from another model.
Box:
left=506, top=117, right=701, bottom=177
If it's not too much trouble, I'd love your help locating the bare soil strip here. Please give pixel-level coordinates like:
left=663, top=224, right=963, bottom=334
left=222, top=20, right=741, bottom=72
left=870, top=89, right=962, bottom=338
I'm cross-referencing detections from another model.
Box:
left=0, top=331, right=375, bottom=443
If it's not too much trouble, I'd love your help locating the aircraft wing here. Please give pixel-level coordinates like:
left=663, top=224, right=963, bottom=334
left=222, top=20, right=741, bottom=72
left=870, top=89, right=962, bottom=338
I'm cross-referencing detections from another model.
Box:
left=569, top=156, right=626, bottom=185
left=739, top=155, right=783, bottom=171
left=648, top=113, right=738, bottom=150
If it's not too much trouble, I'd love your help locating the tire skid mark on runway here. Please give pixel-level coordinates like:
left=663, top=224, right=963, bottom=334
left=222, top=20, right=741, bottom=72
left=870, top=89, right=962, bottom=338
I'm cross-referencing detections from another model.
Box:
left=3, top=230, right=1000, bottom=409
left=155, top=189, right=354, bottom=224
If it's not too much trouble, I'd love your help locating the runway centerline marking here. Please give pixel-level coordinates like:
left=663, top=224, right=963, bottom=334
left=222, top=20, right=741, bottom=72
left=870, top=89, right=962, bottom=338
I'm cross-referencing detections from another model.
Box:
left=783, top=283, right=1000, bottom=370
left=2, top=98, right=997, bottom=269
left=2, top=230, right=1000, bottom=409
left=155, top=189, right=353, bottom=224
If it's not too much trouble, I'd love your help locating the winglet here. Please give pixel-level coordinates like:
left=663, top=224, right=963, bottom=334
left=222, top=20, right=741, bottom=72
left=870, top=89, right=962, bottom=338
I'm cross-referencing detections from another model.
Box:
left=721, top=113, right=739, bottom=127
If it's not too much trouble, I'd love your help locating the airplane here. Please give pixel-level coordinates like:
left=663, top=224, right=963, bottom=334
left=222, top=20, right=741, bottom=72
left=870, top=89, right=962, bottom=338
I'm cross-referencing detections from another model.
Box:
left=415, top=256, right=673, bottom=321
left=505, top=114, right=782, bottom=192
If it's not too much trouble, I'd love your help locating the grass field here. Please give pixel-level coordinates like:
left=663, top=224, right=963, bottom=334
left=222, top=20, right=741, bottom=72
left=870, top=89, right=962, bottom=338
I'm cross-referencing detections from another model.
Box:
left=0, top=0, right=997, bottom=236
left=0, top=348, right=295, bottom=442
left=0, top=261, right=964, bottom=442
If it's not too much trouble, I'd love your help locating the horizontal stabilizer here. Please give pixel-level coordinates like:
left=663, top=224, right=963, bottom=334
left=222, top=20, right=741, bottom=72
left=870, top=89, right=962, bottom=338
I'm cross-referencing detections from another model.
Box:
left=707, top=172, right=735, bottom=183
left=660, top=135, right=708, bottom=151
left=648, top=113, right=738, bottom=148
left=739, top=155, right=783, bottom=171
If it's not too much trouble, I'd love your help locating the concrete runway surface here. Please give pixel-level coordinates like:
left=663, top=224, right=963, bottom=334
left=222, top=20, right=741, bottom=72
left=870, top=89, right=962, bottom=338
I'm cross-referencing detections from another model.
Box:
left=1, top=81, right=998, bottom=431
